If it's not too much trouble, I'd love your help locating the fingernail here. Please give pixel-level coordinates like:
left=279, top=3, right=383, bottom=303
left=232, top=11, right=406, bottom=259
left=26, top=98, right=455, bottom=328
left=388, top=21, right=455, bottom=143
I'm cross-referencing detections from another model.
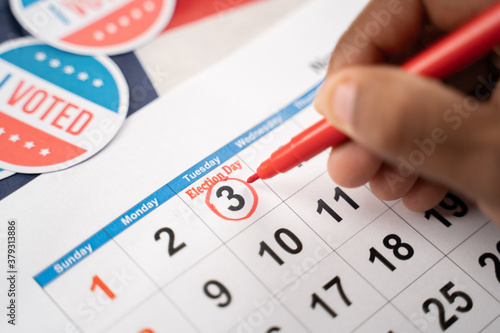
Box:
left=333, top=81, right=356, bottom=128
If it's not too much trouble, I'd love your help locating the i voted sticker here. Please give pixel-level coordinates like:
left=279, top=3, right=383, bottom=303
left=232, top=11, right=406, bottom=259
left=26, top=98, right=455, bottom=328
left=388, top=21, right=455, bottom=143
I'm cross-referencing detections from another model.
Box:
left=10, top=0, right=176, bottom=55
left=0, top=38, right=128, bottom=173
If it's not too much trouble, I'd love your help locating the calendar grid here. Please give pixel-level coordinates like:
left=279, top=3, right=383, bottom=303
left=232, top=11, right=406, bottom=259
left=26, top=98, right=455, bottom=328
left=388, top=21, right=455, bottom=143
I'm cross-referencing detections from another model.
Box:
left=30, top=79, right=500, bottom=332
left=330, top=210, right=422, bottom=331
left=40, top=288, right=83, bottom=333
left=222, top=150, right=394, bottom=330
left=101, top=238, right=203, bottom=333
left=256, top=170, right=404, bottom=331
left=482, top=314, right=500, bottom=332
left=223, top=240, right=314, bottom=333
left=167, top=152, right=322, bottom=332
left=384, top=205, right=498, bottom=330
left=446, top=222, right=500, bottom=303
left=330, top=194, right=436, bottom=332
left=330, top=181, right=499, bottom=331
left=333, top=206, right=419, bottom=333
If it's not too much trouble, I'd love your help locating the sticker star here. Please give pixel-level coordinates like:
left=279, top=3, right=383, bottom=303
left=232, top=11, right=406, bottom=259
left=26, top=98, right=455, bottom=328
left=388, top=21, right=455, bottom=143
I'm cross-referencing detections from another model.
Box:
left=131, top=8, right=142, bottom=20
left=0, top=128, right=4, bottom=135
left=9, top=134, right=20, bottom=142
left=106, top=23, right=118, bottom=34
left=39, top=148, right=50, bottom=156
left=63, top=65, right=75, bottom=74
left=77, top=72, right=89, bottom=81
left=143, top=0, right=155, bottom=12
left=24, top=141, right=35, bottom=149
left=34, top=52, right=46, bottom=61
left=49, top=59, right=61, bottom=68
left=118, top=16, right=130, bottom=27
left=92, top=79, right=104, bottom=88
left=93, top=30, right=105, bottom=41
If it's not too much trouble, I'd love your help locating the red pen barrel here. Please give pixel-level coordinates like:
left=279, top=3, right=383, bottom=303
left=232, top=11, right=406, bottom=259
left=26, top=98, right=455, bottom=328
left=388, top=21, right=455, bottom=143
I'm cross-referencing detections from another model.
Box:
left=402, top=1, right=500, bottom=78
left=256, top=119, right=347, bottom=179
left=289, top=119, right=348, bottom=161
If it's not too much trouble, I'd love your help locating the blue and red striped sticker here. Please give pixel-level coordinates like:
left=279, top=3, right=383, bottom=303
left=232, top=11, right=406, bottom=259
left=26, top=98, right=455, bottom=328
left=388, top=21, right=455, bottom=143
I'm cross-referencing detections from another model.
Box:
left=0, top=38, right=128, bottom=173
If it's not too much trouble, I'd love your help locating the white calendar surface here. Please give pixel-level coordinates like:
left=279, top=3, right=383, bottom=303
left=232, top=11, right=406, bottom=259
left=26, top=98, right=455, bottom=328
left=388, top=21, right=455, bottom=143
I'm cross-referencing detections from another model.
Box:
left=1, top=0, right=499, bottom=332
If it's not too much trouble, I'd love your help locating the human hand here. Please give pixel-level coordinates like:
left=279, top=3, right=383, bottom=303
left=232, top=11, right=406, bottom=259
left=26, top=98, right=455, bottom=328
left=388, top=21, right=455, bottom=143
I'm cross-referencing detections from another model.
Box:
left=314, top=0, right=500, bottom=222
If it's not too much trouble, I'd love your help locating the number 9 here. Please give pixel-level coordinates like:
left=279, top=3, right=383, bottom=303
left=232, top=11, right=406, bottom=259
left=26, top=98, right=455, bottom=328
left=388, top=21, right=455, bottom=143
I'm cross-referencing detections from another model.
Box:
left=203, top=280, right=232, bottom=307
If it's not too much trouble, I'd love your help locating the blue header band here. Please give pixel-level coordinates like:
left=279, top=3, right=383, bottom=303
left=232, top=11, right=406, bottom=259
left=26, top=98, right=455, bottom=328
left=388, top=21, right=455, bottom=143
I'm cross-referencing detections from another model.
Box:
left=34, top=229, right=111, bottom=286
left=169, top=146, right=235, bottom=193
left=104, top=186, right=176, bottom=238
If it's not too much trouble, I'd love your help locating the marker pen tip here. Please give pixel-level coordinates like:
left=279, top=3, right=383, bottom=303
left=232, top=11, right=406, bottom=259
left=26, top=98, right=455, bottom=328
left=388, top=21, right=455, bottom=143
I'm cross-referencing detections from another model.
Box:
left=247, top=174, right=260, bottom=184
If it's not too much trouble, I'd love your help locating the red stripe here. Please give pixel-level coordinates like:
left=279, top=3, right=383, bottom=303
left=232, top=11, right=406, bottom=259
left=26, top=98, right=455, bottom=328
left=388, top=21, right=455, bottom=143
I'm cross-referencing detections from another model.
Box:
left=62, top=0, right=164, bottom=47
left=164, top=0, right=262, bottom=31
left=0, top=112, right=87, bottom=167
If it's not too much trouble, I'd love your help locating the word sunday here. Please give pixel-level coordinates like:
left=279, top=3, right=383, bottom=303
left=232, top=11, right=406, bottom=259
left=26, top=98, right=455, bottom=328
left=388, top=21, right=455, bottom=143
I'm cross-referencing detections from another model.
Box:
left=53, top=244, right=93, bottom=273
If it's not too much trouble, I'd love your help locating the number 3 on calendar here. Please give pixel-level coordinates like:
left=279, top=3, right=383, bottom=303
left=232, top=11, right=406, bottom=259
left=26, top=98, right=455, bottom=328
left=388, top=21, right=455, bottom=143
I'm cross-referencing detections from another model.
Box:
left=205, top=178, right=258, bottom=221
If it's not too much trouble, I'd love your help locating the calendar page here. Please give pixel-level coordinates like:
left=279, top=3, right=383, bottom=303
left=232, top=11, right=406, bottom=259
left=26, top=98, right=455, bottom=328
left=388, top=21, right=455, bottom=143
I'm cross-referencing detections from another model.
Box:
left=1, top=0, right=500, bottom=332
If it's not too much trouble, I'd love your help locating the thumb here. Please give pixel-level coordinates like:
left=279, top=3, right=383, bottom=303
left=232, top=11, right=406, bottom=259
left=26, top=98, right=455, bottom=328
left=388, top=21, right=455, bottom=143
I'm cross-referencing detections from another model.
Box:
left=314, top=66, right=500, bottom=201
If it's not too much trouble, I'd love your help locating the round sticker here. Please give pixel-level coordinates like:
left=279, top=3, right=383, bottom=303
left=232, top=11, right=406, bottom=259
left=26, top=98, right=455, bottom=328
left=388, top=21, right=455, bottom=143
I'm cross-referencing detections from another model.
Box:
left=205, top=178, right=259, bottom=221
left=10, top=0, right=176, bottom=55
left=0, top=38, right=129, bottom=173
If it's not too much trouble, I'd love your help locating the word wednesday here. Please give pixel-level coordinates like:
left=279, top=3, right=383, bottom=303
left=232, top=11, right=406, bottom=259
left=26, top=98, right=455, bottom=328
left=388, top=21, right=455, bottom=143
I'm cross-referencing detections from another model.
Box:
left=185, top=160, right=243, bottom=199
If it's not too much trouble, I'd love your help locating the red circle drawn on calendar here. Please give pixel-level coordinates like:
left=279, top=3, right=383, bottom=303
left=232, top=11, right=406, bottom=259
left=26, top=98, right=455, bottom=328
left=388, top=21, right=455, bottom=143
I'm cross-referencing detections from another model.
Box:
left=10, top=0, right=176, bottom=55
left=205, top=178, right=259, bottom=221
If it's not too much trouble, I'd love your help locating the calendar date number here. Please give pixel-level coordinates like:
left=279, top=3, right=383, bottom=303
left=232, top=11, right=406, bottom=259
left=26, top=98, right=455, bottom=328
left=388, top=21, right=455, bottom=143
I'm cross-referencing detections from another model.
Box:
left=424, top=193, right=468, bottom=228
left=422, top=281, right=473, bottom=331
left=311, top=275, right=351, bottom=318
left=206, top=178, right=258, bottom=221
left=317, top=187, right=359, bottom=223
left=478, top=240, right=500, bottom=283
left=369, top=234, right=414, bottom=271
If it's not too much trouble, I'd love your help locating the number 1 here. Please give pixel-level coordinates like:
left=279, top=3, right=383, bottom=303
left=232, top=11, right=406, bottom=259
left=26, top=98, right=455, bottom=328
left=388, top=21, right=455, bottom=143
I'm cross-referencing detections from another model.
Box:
left=90, top=275, right=116, bottom=300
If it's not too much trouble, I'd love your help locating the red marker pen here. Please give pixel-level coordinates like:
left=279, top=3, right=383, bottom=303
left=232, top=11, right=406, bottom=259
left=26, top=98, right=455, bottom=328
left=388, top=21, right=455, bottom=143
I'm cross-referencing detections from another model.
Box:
left=248, top=1, right=500, bottom=184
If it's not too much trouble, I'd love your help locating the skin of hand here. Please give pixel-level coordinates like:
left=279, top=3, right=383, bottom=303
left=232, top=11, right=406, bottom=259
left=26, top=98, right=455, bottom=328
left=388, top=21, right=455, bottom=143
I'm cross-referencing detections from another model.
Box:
left=313, top=0, right=500, bottom=223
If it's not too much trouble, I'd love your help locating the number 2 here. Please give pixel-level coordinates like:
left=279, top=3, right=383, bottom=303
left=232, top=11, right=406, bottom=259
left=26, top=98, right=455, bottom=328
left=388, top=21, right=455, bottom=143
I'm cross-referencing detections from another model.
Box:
left=478, top=240, right=500, bottom=283
left=154, top=227, right=186, bottom=256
